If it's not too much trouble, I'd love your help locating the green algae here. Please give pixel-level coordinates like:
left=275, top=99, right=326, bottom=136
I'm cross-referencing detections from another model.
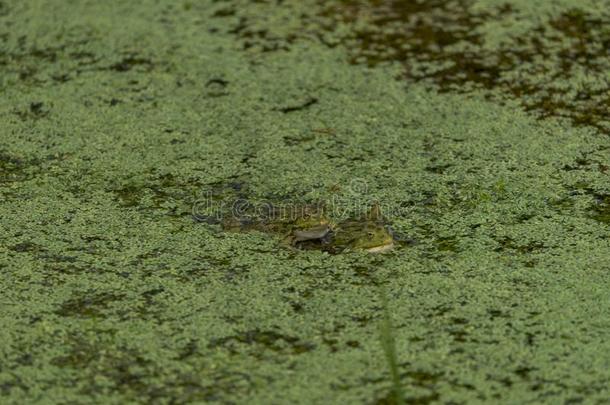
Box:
left=0, top=0, right=609, bottom=404
left=208, top=0, right=609, bottom=136
left=313, top=0, right=610, bottom=135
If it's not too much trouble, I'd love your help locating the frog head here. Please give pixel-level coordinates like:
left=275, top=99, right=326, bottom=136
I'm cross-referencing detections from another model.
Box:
left=350, top=224, right=395, bottom=253
left=329, top=203, right=395, bottom=253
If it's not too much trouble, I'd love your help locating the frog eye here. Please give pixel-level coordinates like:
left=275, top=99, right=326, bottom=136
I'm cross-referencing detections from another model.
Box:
left=367, top=231, right=374, bottom=237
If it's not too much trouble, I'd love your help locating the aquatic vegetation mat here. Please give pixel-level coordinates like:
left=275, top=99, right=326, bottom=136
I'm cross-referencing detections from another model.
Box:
left=1, top=0, right=609, bottom=403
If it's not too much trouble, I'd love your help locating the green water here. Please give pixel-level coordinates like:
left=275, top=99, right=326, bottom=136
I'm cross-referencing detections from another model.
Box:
left=1, top=0, right=609, bottom=403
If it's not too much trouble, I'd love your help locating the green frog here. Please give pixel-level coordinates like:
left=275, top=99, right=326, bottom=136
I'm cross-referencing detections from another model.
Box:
left=218, top=202, right=394, bottom=254
left=324, top=203, right=395, bottom=253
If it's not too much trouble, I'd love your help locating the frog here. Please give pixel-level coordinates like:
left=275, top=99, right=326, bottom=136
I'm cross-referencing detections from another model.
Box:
left=332, top=220, right=395, bottom=253
left=276, top=205, right=334, bottom=248
left=326, top=203, right=394, bottom=253
left=283, top=202, right=394, bottom=254
left=216, top=201, right=394, bottom=254
left=219, top=203, right=332, bottom=244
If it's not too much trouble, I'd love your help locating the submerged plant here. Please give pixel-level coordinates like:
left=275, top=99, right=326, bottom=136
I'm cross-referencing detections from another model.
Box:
left=378, top=283, right=405, bottom=405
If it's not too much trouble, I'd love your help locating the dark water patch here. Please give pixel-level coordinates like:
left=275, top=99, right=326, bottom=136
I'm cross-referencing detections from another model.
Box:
left=561, top=185, right=610, bottom=225
left=514, top=365, right=537, bottom=380
left=9, top=241, right=43, bottom=253
left=429, top=303, right=452, bottom=318
left=494, top=237, right=545, bottom=254
left=373, top=368, right=442, bottom=405
left=319, top=0, right=486, bottom=67
left=52, top=334, right=105, bottom=369
left=424, top=164, right=453, bottom=175
left=281, top=285, right=314, bottom=314
left=590, top=194, right=610, bottom=224
left=316, top=1, right=610, bottom=135
left=208, top=329, right=316, bottom=357
left=56, top=291, right=125, bottom=318
left=178, top=254, right=232, bottom=281
left=523, top=259, right=538, bottom=268
left=23, top=48, right=57, bottom=62
left=0, top=1, right=9, bottom=17
left=0, top=33, right=160, bottom=87
left=111, top=172, right=201, bottom=218
left=434, top=236, right=459, bottom=253
left=175, top=339, right=199, bottom=361
left=487, top=309, right=510, bottom=320
left=68, top=50, right=98, bottom=63
left=0, top=151, right=41, bottom=187
left=402, top=370, right=442, bottom=388
left=222, top=12, right=298, bottom=52
left=13, top=101, right=50, bottom=121
left=109, top=55, right=154, bottom=72
left=0, top=37, right=99, bottom=84
left=515, top=212, right=536, bottom=223
left=114, top=184, right=143, bottom=207
left=51, top=336, right=171, bottom=401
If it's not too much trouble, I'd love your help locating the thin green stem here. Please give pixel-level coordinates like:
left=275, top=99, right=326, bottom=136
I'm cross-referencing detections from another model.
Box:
left=378, top=283, right=405, bottom=405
